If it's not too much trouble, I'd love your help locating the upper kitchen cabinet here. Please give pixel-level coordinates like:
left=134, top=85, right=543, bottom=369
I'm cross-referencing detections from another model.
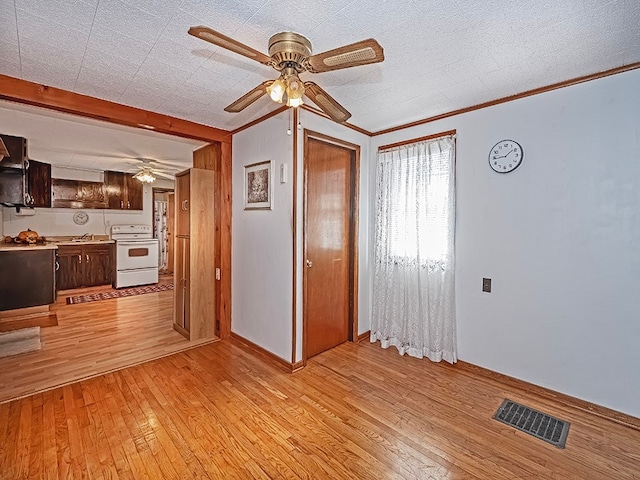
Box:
left=27, top=159, right=51, bottom=208
left=104, top=171, right=143, bottom=210
left=0, top=134, right=27, bottom=170
left=52, top=178, right=106, bottom=209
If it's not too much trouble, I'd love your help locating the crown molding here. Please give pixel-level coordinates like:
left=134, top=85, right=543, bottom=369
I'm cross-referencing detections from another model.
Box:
left=371, top=62, right=640, bottom=137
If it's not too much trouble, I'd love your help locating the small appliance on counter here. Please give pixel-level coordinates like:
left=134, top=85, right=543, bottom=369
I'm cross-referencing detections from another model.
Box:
left=110, top=225, right=159, bottom=288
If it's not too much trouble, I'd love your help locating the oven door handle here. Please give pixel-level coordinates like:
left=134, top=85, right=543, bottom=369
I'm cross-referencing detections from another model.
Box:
left=117, top=241, right=156, bottom=246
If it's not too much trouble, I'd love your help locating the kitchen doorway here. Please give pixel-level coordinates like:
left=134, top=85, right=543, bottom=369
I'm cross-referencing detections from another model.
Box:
left=303, top=130, right=360, bottom=360
left=152, top=187, right=174, bottom=274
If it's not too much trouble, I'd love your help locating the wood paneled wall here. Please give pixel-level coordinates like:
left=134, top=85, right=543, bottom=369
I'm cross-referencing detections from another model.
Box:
left=193, top=142, right=232, bottom=340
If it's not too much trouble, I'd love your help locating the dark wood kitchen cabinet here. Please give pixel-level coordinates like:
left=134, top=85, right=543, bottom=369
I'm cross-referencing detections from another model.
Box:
left=104, top=171, right=143, bottom=210
left=56, top=243, right=114, bottom=290
left=27, top=159, right=51, bottom=207
left=51, top=178, right=106, bottom=209
left=0, top=248, right=56, bottom=311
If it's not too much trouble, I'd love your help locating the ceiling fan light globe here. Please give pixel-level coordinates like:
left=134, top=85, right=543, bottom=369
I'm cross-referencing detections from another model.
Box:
left=286, top=96, right=304, bottom=108
left=133, top=169, right=156, bottom=184
left=266, top=79, right=285, bottom=103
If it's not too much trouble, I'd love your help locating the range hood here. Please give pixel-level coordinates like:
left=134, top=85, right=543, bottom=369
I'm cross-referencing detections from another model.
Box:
left=0, top=134, right=32, bottom=207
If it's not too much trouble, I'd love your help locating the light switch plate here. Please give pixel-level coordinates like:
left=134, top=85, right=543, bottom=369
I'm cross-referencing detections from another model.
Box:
left=280, top=163, right=288, bottom=183
left=482, top=278, right=492, bottom=293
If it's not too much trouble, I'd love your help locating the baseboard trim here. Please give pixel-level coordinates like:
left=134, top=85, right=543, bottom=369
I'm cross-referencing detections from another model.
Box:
left=357, top=330, right=371, bottom=343
left=230, top=332, right=302, bottom=374
left=455, top=360, right=640, bottom=432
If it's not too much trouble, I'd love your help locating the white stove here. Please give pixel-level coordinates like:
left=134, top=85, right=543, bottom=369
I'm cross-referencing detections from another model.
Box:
left=110, top=225, right=159, bottom=288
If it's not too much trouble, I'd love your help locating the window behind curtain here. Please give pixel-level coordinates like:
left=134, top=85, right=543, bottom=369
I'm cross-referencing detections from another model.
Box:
left=376, top=136, right=455, bottom=265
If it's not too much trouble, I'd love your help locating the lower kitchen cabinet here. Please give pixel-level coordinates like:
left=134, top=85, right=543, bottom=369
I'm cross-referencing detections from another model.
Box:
left=56, top=243, right=114, bottom=290
left=0, top=248, right=56, bottom=311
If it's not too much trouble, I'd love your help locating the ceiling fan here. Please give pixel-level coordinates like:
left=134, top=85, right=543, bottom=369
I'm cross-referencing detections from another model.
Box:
left=188, top=26, right=385, bottom=123
left=127, top=159, right=181, bottom=183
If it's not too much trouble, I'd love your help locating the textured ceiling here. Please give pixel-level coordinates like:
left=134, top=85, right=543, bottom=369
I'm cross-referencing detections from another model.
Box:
left=1, top=0, right=639, bottom=133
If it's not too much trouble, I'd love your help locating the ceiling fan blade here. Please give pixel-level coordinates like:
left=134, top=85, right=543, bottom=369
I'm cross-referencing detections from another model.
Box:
left=305, top=38, right=384, bottom=73
left=304, top=82, right=351, bottom=123
left=225, top=81, right=271, bottom=113
left=188, top=26, right=272, bottom=66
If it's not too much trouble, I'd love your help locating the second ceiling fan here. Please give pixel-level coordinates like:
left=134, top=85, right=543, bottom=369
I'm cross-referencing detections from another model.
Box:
left=188, top=26, right=385, bottom=123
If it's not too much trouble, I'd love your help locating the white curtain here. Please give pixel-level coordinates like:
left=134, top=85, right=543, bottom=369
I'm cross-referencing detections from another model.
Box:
left=371, top=135, right=457, bottom=363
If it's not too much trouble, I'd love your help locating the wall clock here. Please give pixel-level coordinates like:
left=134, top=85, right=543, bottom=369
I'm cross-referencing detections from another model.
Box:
left=489, top=139, right=523, bottom=173
left=73, top=211, right=89, bottom=225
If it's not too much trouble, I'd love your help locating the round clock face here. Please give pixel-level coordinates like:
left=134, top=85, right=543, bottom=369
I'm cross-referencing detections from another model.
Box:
left=489, top=140, right=523, bottom=173
left=73, top=211, right=89, bottom=225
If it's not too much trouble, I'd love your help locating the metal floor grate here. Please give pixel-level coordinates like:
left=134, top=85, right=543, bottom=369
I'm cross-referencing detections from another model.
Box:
left=493, top=399, right=570, bottom=448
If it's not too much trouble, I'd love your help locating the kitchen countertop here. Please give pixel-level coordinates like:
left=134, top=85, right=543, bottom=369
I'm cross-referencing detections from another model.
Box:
left=53, top=239, right=115, bottom=246
left=0, top=243, right=58, bottom=251
left=1, top=236, right=115, bottom=251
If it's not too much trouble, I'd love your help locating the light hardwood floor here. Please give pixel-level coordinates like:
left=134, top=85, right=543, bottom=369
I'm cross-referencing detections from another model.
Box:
left=1, top=337, right=639, bottom=479
left=0, top=282, right=215, bottom=404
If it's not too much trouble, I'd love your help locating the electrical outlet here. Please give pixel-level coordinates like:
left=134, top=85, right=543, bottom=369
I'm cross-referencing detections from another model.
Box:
left=482, top=278, right=492, bottom=293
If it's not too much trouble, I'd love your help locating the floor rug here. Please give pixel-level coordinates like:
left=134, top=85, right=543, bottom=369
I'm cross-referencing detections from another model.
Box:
left=67, top=283, right=174, bottom=305
left=0, top=326, right=41, bottom=358
left=0, top=313, right=58, bottom=333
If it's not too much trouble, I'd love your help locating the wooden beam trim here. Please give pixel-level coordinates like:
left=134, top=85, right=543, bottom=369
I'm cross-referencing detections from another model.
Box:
left=377, top=129, right=457, bottom=152
left=231, top=332, right=297, bottom=373
left=357, top=330, right=371, bottom=343
left=230, top=105, right=289, bottom=135
left=300, top=104, right=373, bottom=136
left=371, top=62, right=640, bottom=137
left=0, top=74, right=231, bottom=143
left=454, top=360, right=640, bottom=432
left=291, top=108, right=298, bottom=365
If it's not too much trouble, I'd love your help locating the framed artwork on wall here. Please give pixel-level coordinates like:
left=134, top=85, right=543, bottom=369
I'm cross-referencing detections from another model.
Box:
left=244, top=160, right=273, bottom=210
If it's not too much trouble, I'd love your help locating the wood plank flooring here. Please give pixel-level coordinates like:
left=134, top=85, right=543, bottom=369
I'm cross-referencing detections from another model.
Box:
left=0, top=282, right=215, bottom=404
left=1, top=338, right=639, bottom=479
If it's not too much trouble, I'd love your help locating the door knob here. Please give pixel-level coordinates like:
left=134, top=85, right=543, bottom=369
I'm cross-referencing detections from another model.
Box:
left=306, top=259, right=313, bottom=268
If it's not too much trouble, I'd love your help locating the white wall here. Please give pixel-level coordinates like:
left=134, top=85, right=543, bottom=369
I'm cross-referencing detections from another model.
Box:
left=231, top=109, right=371, bottom=364
left=371, top=68, right=640, bottom=418
left=232, top=111, right=294, bottom=362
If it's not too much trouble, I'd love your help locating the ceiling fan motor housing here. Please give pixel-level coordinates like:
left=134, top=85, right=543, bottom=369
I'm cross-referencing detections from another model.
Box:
left=268, top=32, right=312, bottom=70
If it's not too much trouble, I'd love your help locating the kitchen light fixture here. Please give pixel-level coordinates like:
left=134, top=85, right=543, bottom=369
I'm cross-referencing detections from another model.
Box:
left=0, top=137, right=8, bottom=159
left=133, top=167, right=156, bottom=184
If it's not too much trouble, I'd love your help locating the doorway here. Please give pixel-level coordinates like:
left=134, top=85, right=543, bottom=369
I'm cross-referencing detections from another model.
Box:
left=152, top=187, right=174, bottom=274
left=303, top=130, right=360, bottom=360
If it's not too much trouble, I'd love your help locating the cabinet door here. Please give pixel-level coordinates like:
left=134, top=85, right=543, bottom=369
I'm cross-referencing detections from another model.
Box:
left=104, top=171, right=126, bottom=209
left=0, top=134, right=26, bottom=169
left=56, top=245, right=83, bottom=290
left=83, top=244, right=113, bottom=287
left=175, top=172, right=190, bottom=236
left=27, top=160, right=51, bottom=207
left=173, top=237, right=190, bottom=337
left=126, top=175, right=143, bottom=210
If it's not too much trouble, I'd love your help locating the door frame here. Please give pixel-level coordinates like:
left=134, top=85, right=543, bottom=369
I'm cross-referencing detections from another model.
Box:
left=302, top=129, right=360, bottom=365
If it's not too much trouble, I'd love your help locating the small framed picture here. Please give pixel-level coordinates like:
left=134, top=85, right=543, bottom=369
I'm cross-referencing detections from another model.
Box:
left=244, top=160, right=273, bottom=210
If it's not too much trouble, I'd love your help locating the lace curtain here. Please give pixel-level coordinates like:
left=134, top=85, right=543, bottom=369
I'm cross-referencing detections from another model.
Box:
left=371, top=135, right=457, bottom=363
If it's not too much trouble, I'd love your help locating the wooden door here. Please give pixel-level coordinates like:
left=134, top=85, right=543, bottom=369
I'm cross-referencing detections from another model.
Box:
left=56, top=245, right=83, bottom=290
left=104, top=171, right=125, bottom=209
left=83, top=244, right=113, bottom=287
left=126, top=175, right=143, bottom=210
left=173, top=237, right=190, bottom=339
left=167, top=192, right=175, bottom=274
left=304, top=137, right=354, bottom=358
left=27, top=160, right=51, bottom=207
left=175, top=171, right=190, bottom=237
